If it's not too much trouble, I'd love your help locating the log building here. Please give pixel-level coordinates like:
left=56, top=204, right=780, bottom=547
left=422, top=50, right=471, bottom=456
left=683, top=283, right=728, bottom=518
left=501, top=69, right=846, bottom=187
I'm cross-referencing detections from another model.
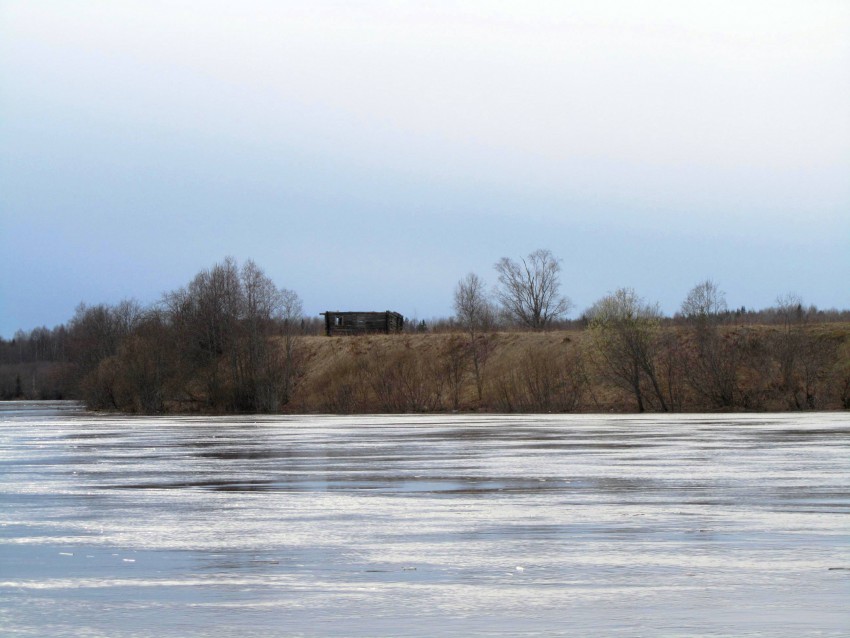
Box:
left=322, top=311, right=404, bottom=336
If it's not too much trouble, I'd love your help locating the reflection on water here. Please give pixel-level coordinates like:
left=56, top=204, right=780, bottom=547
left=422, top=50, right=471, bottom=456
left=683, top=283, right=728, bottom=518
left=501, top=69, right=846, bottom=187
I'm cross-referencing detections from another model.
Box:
left=1, top=401, right=849, bottom=637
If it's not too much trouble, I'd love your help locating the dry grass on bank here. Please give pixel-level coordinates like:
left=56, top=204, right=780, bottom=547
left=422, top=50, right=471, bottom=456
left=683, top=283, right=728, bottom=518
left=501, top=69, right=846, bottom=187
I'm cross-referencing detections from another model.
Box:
left=287, top=325, right=850, bottom=414
left=289, top=330, right=610, bottom=413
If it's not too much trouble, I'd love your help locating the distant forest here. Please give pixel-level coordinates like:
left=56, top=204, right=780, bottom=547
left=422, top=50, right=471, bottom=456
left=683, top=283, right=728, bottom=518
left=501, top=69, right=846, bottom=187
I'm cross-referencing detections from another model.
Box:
left=2, top=254, right=849, bottom=413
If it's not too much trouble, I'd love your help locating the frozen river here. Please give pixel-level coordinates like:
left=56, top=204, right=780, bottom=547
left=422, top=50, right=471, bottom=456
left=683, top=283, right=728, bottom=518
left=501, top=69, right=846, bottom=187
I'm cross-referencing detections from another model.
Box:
left=1, top=402, right=848, bottom=637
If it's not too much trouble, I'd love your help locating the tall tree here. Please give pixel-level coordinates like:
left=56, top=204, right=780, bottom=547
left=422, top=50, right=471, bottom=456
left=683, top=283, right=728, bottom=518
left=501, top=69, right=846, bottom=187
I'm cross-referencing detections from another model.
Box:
left=163, top=257, right=303, bottom=412
left=587, top=288, right=668, bottom=412
left=769, top=293, right=834, bottom=409
left=241, top=260, right=303, bottom=411
left=453, top=272, right=495, bottom=402
left=454, top=273, right=493, bottom=337
left=163, top=257, right=242, bottom=408
left=494, top=249, right=571, bottom=329
left=680, top=280, right=740, bottom=408
left=114, top=310, right=173, bottom=413
left=681, top=279, right=727, bottom=324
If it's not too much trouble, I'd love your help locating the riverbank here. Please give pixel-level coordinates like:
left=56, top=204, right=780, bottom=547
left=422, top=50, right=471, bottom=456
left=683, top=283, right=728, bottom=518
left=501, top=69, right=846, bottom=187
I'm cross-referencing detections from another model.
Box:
left=287, top=324, right=850, bottom=413
left=5, top=324, right=848, bottom=414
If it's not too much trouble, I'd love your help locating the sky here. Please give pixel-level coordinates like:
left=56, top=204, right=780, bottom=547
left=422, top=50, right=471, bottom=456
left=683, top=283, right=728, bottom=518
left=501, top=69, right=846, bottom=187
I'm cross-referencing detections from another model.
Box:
left=1, top=1, right=848, bottom=337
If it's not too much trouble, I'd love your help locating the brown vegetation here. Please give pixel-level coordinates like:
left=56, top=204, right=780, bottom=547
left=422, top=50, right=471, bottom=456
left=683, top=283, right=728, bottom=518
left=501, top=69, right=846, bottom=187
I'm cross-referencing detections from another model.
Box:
left=287, top=323, right=850, bottom=413
left=3, top=319, right=849, bottom=414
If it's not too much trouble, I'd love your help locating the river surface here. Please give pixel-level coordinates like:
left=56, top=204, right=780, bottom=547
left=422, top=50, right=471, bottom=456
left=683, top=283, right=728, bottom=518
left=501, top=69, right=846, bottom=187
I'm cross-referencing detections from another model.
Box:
left=1, top=402, right=848, bottom=637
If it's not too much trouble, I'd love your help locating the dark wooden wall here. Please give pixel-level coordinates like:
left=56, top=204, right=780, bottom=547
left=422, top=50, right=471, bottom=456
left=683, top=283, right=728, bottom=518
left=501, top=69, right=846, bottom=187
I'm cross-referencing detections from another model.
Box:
left=322, top=311, right=404, bottom=336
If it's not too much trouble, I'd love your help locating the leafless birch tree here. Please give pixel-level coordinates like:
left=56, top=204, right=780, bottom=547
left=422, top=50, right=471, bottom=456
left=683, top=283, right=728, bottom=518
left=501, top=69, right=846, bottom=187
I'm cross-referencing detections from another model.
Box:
left=453, top=272, right=495, bottom=402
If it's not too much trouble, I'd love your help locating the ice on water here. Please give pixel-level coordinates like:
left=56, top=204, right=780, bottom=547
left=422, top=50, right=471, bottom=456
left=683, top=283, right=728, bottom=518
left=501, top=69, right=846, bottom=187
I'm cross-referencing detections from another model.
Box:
left=1, top=402, right=848, bottom=636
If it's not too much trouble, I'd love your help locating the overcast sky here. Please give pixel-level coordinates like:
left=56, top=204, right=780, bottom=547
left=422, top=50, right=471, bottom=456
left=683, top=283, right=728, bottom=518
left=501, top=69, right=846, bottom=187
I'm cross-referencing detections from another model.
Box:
left=1, top=1, right=848, bottom=336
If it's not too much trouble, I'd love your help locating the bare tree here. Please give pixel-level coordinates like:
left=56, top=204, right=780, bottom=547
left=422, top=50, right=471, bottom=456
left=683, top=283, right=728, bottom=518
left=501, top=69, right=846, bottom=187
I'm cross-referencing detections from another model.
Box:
left=454, top=273, right=494, bottom=337
left=832, top=341, right=850, bottom=409
left=681, top=279, right=727, bottom=325
left=453, top=272, right=495, bottom=402
left=273, top=284, right=304, bottom=410
left=162, top=257, right=303, bottom=412
left=587, top=288, right=668, bottom=412
left=168, top=257, right=242, bottom=408
left=114, top=310, right=172, bottom=413
left=494, top=249, right=571, bottom=329
left=680, top=280, right=740, bottom=408
left=767, top=293, right=835, bottom=409
left=775, top=292, right=805, bottom=331
left=235, top=259, right=304, bottom=411
left=68, top=300, right=142, bottom=377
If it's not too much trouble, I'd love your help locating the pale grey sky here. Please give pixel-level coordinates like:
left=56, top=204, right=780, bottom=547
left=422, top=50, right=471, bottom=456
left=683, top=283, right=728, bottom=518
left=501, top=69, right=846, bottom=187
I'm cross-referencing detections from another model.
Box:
left=1, top=1, right=848, bottom=335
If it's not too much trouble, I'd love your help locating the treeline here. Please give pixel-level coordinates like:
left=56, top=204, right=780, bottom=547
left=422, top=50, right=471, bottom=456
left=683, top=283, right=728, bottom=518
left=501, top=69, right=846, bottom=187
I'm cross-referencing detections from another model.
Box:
left=2, top=252, right=849, bottom=413
left=420, top=305, right=850, bottom=334
left=1, top=258, right=303, bottom=412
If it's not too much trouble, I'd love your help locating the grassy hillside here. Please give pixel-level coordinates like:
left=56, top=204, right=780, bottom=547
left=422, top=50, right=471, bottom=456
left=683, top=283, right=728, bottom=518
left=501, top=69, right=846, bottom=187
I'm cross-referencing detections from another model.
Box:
left=287, top=325, right=850, bottom=413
